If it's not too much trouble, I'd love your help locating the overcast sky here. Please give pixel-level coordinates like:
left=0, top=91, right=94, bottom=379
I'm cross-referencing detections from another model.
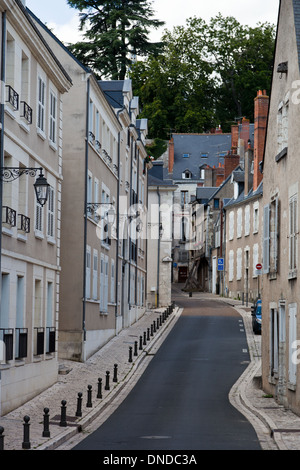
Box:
left=25, top=0, right=280, bottom=44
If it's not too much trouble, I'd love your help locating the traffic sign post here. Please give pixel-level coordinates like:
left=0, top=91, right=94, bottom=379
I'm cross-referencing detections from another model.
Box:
left=217, top=258, right=224, bottom=272
left=256, top=263, right=262, bottom=298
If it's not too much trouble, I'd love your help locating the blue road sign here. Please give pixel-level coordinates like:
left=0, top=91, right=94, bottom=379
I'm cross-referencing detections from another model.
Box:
left=217, top=258, right=224, bottom=271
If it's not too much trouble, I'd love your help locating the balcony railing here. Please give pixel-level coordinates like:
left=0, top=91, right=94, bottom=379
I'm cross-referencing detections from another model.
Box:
left=0, top=328, right=13, bottom=361
left=15, top=328, right=28, bottom=359
left=34, top=327, right=44, bottom=356
left=46, top=327, right=56, bottom=354
left=18, top=214, right=30, bottom=233
left=2, top=206, right=16, bottom=227
left=20, top=101, right=32, bottom=124
left=6, top=85, right=19, bottom=110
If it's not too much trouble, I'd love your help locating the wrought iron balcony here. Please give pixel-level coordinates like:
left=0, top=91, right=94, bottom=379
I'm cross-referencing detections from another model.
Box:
left=15, top=328, right=28, bottom=359
left=0, top=328, right=13, bottom=361
left=46, top=327, right=56, bottom=354
left=5, top=85, right=19, bottom=111
left=18, top=214, right=30, bottom=233
left=2, top=206, right=16, bottom=227
left=34, top=327, right=44, bottom=356
left=20, top=101, right=32, bottom=124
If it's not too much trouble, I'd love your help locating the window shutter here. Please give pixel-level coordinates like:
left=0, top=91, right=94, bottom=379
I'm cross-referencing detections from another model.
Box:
left=289, top=304, right=297, bottom=385
left=263, top=204, right=270, bottom=274
left=274, top=198, right=279, bottom=272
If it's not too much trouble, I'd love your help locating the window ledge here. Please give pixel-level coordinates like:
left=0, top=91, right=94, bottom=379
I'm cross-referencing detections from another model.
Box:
left=288, top=270, right=297, bottom=280
left=275, top=146, right=288, bottom=162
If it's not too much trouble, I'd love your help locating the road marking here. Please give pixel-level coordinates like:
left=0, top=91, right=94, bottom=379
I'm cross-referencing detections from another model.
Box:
left=242, top=349, right=248, bottom=353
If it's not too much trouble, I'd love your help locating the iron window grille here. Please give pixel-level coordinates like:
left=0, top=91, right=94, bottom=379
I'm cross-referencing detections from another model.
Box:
left=20, top=101, right=32, bottom=124
left=18, top=214, right=30, bottom=233
left=15, top=328, right=28, bottom=359
left=0, top=328, right=14, bottom=361
left=34, top=327, right=44, bottom=356
left=2, top=206, right=16, bottom=227
left=46, top=327, right=56, bottom=354
left=5, top=85, right=19, bottom=110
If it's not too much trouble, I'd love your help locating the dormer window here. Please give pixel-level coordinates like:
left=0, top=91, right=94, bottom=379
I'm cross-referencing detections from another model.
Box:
left=182, top=170, right=192, bottom=179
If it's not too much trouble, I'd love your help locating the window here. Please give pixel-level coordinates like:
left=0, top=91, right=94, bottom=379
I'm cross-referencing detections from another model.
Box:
left=35, top=199, right=43, bottom=234
left=237, top=208, right=242, bottom=238
left=244, top=205, right=250, bottom=236
left=49, top=91, right=57, bottom=144
left=289, top=194, right=297, bottom=276
left=47, top=187, right=55, bottom=238
left=0, top=273, right=10, bottom=328
left=110, top=259, right=115, bottom=303
left=86, top=246, right=91, bottom=299
left=93, top=250, right=98, bottom=300
left=181, top=190, right=188, bottom=206
left=237, top=248, right=242, bottom=280
left=253, top=204, right=259, bottom=233
left=263, top=198, right=279, bottom=275
left=37, top=76, right=45, bottom=133
left=214, top=199, right=219, bottom=209
left=229, top=250, right=234, bottom=282
left=270, top=308, right=279, bottom=377
left=182, top=170, right=191, bottom=179
left=100, top=255, right=108, bottom=312
left=229, top=211, right=234, bottom=240
left=288, top=304, right=297, bottom=385
left=182, top=153, right=189, bottom=158
left=253, top=244, right=259, bottom=277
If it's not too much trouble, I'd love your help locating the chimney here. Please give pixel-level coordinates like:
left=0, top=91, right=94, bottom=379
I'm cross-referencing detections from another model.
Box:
left=224, top=153, right=240, bottom=179
left=253, top=90, right=269, bottom=191
left=231, top=125, right=238, bottom=154
left=244, top=140, right=253, bottom=197
left=215, top=125, right=222, bottom=134
left=168, top=137, right=174, bottom=174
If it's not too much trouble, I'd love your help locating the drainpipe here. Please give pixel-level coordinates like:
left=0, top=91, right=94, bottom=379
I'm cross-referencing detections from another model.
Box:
left=0, top=11, right=6, bottom=294
left=0, top=10, right=6, bottom=418
left=156, top=187, right=161, bottom=308
left=82, top=75, right=90, bottom=350
left=115, top=106, right=125, bottom=320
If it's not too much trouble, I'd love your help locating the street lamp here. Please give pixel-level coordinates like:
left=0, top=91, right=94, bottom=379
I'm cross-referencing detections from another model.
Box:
left=0, top=167, right=50, bottom=206
left=33, top=169, right=50, bottom=207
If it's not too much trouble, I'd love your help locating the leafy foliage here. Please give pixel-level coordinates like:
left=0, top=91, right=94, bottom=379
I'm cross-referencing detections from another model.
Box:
left=131, top=15, right=276, bottom=138
left=66, top=0, right=165, bottom=79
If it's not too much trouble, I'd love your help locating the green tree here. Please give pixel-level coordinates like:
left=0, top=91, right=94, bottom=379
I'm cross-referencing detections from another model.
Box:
left=66, top=0, right=165, bottom=80
left=131, top=14, right=276, bottom=138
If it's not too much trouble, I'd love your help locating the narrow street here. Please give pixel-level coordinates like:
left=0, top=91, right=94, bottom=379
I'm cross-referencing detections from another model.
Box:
left=72, top=286, right=261, bottom=450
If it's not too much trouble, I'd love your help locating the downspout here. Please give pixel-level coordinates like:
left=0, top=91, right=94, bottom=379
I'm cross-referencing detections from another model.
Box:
left=156, top=187, right=161, bottom=308
left=0, top=11, right=6, bottom=291
left=115, top=106, right=125, bottom=319
left=82, top=75, right=90, bottom=348
left=0, top=11, right=6, bottom=416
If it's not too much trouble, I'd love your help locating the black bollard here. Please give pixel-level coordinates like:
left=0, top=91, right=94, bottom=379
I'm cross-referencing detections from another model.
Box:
left=157, top=318, right=159, bottom=329
left=128, top=346, right=133, bottom=363
left=134, top=341, right=138, bottom=356
left=153, top=321, right=156, bottom=333
left=113, top=364, right=118, bottom=383
left=59, top=400, right=67, bottom=427
left=42, top=408, right=50, bottom=438
left=76, top=392, right=83, bottom=416
left=97, top=378, right=102, bottom=398
left=150, top=324, right=153, bottom=336
left=143, top=331, right=147, bottom=345
left=0, top=426, right=4, bottom=451
left=147, top=328, right=150, bottom=341
left=139, top=335, right=143, bottom=350
left=105, top=371, right=110, bottom=390
left=159, top=315, right=162, bottom=326
left=86, top=385, right=93, bottom=407
left=22, top=416, right=31, bottom=449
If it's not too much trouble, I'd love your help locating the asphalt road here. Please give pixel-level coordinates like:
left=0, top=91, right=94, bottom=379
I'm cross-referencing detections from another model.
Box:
left=73, top=294, right=261, bottom=450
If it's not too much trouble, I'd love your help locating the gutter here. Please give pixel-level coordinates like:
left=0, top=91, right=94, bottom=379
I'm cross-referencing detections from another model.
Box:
left=156, top=187, right=161, bottom=308
left=82, top=75, right=91, bottom=349
left=0, top=10, right=6, bottom=291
